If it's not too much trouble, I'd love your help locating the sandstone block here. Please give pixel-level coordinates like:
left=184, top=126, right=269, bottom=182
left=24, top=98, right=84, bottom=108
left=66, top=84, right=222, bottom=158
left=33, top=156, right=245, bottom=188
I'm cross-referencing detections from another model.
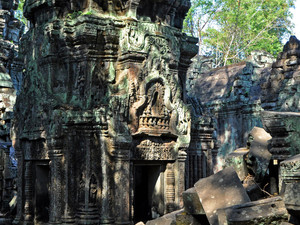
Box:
left=283, top=182, right=300, bottom=216
left=175, top=212, right=203, bottom=225
left=225, top=148, right=249, bottom=181
left=146, top=210, right=183, bottom=225
left=217, top=196, right=289, bottom=225
left=183, top=187, right=205, bottom=215
left=246, top=127, right=272, bottom=181
left=194, top=167, right=250, bottom=225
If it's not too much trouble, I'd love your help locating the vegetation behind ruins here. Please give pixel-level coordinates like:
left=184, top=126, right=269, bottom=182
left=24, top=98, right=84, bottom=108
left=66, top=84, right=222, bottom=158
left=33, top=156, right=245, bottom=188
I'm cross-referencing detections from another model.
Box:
left=183, top=0, right=295, bottom=67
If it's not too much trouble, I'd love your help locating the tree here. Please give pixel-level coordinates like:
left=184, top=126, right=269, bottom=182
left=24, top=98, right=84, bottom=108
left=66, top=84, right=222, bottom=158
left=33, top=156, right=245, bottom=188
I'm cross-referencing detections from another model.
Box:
left=183, top=0, right=223, bottom=55
left=183, top=0, right=295, bottom=67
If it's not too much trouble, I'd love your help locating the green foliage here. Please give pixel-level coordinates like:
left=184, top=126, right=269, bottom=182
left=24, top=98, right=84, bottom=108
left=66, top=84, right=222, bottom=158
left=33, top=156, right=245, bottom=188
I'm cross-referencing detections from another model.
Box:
left=183, top=0, right=295, bottom=67
left=83, top=11, right=93, bottom=16
left=66, top=10, right=94, bottom=20
left=67, top=11, right=83, bottom=20
left=16, top=0, right=28, bottom=26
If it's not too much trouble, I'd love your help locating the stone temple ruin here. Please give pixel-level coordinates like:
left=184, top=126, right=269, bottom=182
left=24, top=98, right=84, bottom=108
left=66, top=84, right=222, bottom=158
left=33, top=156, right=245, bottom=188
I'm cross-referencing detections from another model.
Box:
left=0, top=0, right=298, bottom=224
left=10, top=0, right=217, bottom=224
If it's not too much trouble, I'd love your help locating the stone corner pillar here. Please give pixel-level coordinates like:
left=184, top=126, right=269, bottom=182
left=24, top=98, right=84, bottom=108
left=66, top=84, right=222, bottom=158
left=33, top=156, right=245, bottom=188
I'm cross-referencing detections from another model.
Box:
left=113, top=142, right=131, bottom=225
left=48, top=138, right=64, bottom=224
left=176, top=148, right=187, bottom=208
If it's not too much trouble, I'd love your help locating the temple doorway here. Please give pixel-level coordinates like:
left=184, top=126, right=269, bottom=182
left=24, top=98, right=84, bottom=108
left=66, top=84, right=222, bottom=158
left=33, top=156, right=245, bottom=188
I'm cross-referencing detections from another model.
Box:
left=34, top=162, right=50, bottom=223
left=133, top=164, right=164, bottom=223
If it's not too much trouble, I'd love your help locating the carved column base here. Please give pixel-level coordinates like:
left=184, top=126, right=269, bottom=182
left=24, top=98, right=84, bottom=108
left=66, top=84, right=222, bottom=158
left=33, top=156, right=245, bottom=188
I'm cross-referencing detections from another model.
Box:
left=61, top=214, right=75, bottom=224
left=76, top=204, right=99, bottom=225
left=99, top=218, right=115, bottom=225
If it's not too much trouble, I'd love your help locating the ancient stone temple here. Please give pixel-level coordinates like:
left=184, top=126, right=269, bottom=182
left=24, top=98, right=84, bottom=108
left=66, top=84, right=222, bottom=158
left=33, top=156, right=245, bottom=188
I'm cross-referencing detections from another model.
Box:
left=0, top=0, right=23, bottom=217
left=12, top=0, right=198, bottom=224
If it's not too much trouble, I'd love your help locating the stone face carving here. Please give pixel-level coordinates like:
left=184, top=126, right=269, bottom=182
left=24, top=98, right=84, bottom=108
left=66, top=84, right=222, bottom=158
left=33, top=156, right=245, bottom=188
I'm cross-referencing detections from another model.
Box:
left=12, top=0, right=197, bottom=224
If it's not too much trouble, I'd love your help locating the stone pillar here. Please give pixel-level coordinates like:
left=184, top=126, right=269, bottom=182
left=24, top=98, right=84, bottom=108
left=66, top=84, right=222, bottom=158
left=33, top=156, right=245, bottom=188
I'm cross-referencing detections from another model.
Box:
left=261, top=111, right=300, bottom=194
left=165, top=163, right=175, bottom=213
left=61, top=136, right=75, bottom=224
left=12, top=141, right=23, bottom=225
left=114, top=147, right=130, bottom=225
left=48, top=139, right=63, bottom=224
left=177, top=149, right=187, bottom=208
left=2, top=144, right=11, bottom=212
left=24, top=161, right=33, bottom=225
left=99, top=133, right=114, bottom=225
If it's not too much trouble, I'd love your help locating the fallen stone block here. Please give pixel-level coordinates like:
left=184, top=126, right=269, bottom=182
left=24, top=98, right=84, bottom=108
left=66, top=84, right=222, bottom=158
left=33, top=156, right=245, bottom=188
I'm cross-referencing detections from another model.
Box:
left=175, top=212, right=203, bottom=225
left=183, top=187, right=205, bottom=215
left=246, top=127, right=272, bottom=182
left=217, top=196, right=289, bottom=225
left=194, top=167, right=250, bottom=225
left=225, top=148, right=249, bottom=181
left=146, top=209, right=183, bottom=225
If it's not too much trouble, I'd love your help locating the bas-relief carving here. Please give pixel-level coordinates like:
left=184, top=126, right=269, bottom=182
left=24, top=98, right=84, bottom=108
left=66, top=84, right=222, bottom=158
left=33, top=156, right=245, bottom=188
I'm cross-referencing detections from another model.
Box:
left=12, top=0, right=197, bottom=224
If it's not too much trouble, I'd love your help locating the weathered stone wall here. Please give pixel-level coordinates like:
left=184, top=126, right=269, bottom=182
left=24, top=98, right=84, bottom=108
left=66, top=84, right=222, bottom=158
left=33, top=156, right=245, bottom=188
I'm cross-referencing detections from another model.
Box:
left=188, top=51, right=275, bottom=166
left=12, top=1, right=198, bottom=224
left=261, top=36, right=300, bottom=112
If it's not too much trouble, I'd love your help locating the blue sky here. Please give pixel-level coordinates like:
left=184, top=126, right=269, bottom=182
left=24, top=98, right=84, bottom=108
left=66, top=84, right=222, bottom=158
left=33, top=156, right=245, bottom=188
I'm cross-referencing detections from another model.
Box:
left=291, top=0, right=300, bottom=39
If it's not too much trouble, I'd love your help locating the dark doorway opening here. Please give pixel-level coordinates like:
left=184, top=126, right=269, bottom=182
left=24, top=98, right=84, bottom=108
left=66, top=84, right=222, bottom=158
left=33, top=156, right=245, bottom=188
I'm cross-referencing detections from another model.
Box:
left=133, top=165, right=161, bottom=224
left=34, top=163, right=50, bottom=223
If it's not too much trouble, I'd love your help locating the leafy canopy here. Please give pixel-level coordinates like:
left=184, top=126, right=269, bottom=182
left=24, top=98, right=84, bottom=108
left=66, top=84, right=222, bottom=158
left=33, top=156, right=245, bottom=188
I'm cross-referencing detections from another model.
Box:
left=183, top=0, right=295, bottom=67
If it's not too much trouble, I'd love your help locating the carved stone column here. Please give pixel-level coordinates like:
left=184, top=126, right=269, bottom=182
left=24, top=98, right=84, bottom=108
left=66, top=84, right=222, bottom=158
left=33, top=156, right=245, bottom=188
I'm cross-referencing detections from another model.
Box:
left=177, top=149, right=187, bottom=208
left=48, top=139, right=63, bottom=224
left=61, top=134, right=75, bottom=224
left=99, top=132, right=114, bottom=225
left=2, top=144, right=11, bottom=212
left=165, top=163, right=175, bottom=213
left=12, top=141, right=23, bottom=225
left=24, top=160, right=33, bottom=225
left=113, top=147, right=130, bottom=225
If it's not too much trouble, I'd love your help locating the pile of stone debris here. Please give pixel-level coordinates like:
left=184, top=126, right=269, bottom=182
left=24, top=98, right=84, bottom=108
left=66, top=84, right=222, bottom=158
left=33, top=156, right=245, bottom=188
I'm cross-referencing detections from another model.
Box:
left=140, top=126, right=300, bottom=225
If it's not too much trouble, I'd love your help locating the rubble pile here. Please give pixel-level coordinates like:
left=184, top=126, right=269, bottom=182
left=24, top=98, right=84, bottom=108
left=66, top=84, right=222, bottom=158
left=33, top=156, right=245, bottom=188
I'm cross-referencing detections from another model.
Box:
left=145, top=126, right=300, bottom=225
